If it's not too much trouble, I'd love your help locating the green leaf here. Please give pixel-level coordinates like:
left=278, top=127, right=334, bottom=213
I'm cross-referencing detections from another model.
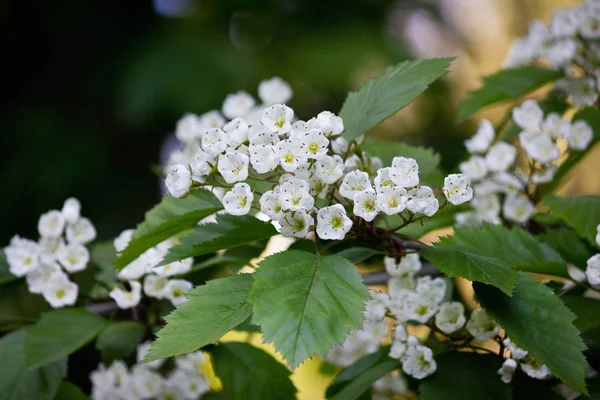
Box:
left=91, top=241, right=118, bottom=286
left=340, top=58, right=452, bottom=140
left=362, top=139, right=441, bottom=183
left=160, top=215, right=275, bottom=266
left=212, top=342, right=297, bottom=400
left=0, top=250, right=17, bottom=286
left=563, top=296, right=600, bottom=332
left=539, top=228, right=594, bottom=270
left=25, top=308, right=106, bottom=368
left=0, top=330, right=67, bottom=400
left=115, top=189, right=222, bottom=270
left=545, top=195, right=600, bottom=247
left=474, top=273, right=587, bottom=394
left=421, top=223, right=567, bottom=295
left=95, top=321, right=146, bottom=363
left=544, top=108, right=600, bottom=194
left=382, top=208, right=456, bottom=239
left=457, top=66, right=561, bottom=120
left=512, top=373, right=563, bottom=400
left=0, top=281, right=50, bottom=331
left=334, top=247, right=382, bottom=264
left=326, top=347, right=399, bottom=400
left=54, top=380, right=90, bottom=400
left=146, top=274, right=254, bottom=362
left=248, top=250, right=369, bottom=369
left=419, top=352, right=510, bottom=400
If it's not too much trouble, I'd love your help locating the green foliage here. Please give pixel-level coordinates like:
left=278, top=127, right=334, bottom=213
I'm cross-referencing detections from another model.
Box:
left=115, top=189, right=222, bottom=270
left=334, top=247, right=382, bottom=264
left=545, top=195, right=600, bottom=246
left=474, top=273, right=587, bottom=394
left=160, top=215, right=275, bottom=265
left=0, top=250, right=17, bottom=286
left=0, top=330, right=67, bottom=400
left=248, top=250, right=369, bottom=369
left=384, top=208, right=456, bottom=239
left=362, top=139, right=441, bottom=184
left=54, top=380, right=90, bottom=400
left=0, top=281, right=50, bottom=331
left=422, top=223, right=567, bottom=295
left=211, top=342, right=297, bottom=400
left=340, top=58, right=452, bottom=140
left=419, top=352, right=510, bottom=400
left=90, top=241, right=118, bottom=287
left=539, top=228, right=594, bottom=270
left=25, top=308, right=106, bottom=368
left=457, top=66, right=562, bottom=120
left=326, top=347, right=399, bottom=400
left=95, top=321, right=146, bottom=363
left=146, top=274, right=254, bottom=362
left=563, top=297, right=600, bottom=332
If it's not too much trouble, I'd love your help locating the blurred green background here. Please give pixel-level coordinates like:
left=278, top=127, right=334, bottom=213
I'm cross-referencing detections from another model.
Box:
left=0, top=0, right=583, bottom=246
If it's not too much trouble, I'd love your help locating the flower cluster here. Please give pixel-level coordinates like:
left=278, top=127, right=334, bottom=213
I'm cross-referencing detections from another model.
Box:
left=497, top=337, right=551, bottom=383
left=90, top=343, right=211, bottom=400
left=504, top=0, right=600, bottom=107
left=457, top=99, right=593, bottom=226
left=110, top=230, right=194, bottom=309
left=584, top=223, right=600, bottom=286
left=3, top=198, right=96, bottom=308
left=164, top=78, right=472, bottom=243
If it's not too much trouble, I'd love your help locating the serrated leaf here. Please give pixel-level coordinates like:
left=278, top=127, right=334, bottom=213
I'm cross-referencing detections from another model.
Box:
left=95, top=321, right=146, bottom=363
left=457, top=66, right=561, bottom=120
left=419, top=352, right=510, bottom=400
left=160, top=215, right=275, bottom=266
left=146, top=274, right=254, bottom=362
left=334, top=247, right=382, bottom=264
left=539, top=228, right=594, bottom=270
left=545, top=195, right=600, bottom=247
left=362, top=139, right=441, bottom=183
left=25, top=308, right=106, bottom=368
left=115, top=189, right=222, bottom=270
left=474, top=273, right=587, bottom=394
left=248, top=250, right=369, bottom=369
left=54, top=380, right=90, bottom=400
left=0, top=330, right=67, bottom=400
left=212, top=342, right=297, bottom=400
left=340, top=58, right=452, bottom=140
left=421, top=223, right=567, bottom=295
left=326, top=346, right=399, bottom=400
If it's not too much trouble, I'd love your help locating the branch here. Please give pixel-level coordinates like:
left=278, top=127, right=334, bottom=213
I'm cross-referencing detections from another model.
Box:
left=85, top=301, right=119, bottom=316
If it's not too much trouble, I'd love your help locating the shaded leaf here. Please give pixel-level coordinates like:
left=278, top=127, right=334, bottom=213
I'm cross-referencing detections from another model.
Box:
left=0, top=281, right=50, bottom=331
left=0, top=250, right=17, bottom=286
left=545, top=195, right=600, bottom=247
left=335, top=247, right=382, bottom=264
left=539, top=228, right=594, bottom=270
left=95, top=321, right=146, bottom=363
left=563, top=296, right=600, bottom=333
left=54, top=380, right=90, bottom=400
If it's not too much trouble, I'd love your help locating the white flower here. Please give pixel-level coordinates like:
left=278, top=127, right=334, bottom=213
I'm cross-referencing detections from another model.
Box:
left=114, top=229, right=134, bottom=253
left=42, top=272, right=78, bottom=308
left=372, top=371, right=408, bottom=397
left=143, top=274, right=169, bottom=299
left=175, top=113, right=202, bottom=144
left=61, top=198, right=81, bottom=224
left=27, top=262, right=61, bottom=294
left=197, top=110, right=226, bottom=132
left=249, top=144, right=278, bottom=174
left=175, top=351, right=205, bottom=372
left=503, top=338, right=528, bottom=360
left=415, top=276, right=446, bottom=304
left=596, top=224, right=600, bottom=247
left=39, top=237, right=64, bottom=264
left=466, top=308, right=499, bottom=342
left=519, top=131, right=560, bottom=163
left=377, top=186, right=408, bottom=215
left=364, top=290, right=390, bottom=321
left=152, top=258, right=193, bottom=277
left=407, top=186, right=439, bottom=217
left=137, top=341, right=166, bottom=369
left=222, top=91, right=255, bottom=119
left=497, top=359, right=518, bottom=384
left=316, top=204, right=353, bottom=240
left=258, top=77, right=293, bottom=105
left=166, top=165, right=192, bottom=198
left=503, top=194, right=535, bottom=224
left=402, top=345, right=437, bottom=379
left=249, top=128, right=279, bottom=147
left=550, top=7, right=579, bottom=36
left=279, top=178, right=314, bottom=211
left=223, top=117, right=250, bottom=147
left=169, top=370, right=210, bottom=399
left=513, top=100, right=543, bottom=131
left=389, top=340, right=407, bottom=360
left=443, top=174, right=473, bottom=205
left=261, top=104, right=294, bottom=135
left=353, top=189, right=379, bottom=222
left=485, top=142, right=517, bottom=172
left=531, top=166, right=557, bottom=184
left=316, top=155, right=344, bottom=184
left=201, top=128, right=228, bottom=155
left=302, top=129, right=329, bottom=159
left=280, top=210, right=313, bottom=238
left=65, top=217, right=97, bottom=244
left=275, top=139, right=308, bottom=172
left=217, top=151, right=249, bottom=183
left=403, top=292, right=439, bottom=323
left=435, top=302, right=466, bottom=334
left=472, top=194, right=502, bottom=223
left=57, top=242, right=89, bottom=273
left=384, top=254, right=421, bottom=277
left=164, top=279, right=193, bottom=306
left=459, top=156, right=488, bottom=181
left=110, top=281, right=142, bottom=309
left=118, top=257, right=149, bottom=281
left=521, top=359, right=551, bottom=379
left=4, top=236, right=40, bottom=276
left=222, top=183, right=253, bottom=216
left=340, top=170, right=372, bottom=200
left=586, top=254, right=600, bottom=286
left=331, top=137, right=349, bottom=154
left=493, top=172, right=525, bottom=194
left=373, top=167, right=394, bottom=192
left=542, top=113, right=570, bottom=139
left=465, top=119, right=495, bottom=153
left=566, top=120, right=593, bottom=150
left=259, top=188, right=285, bottom=221
left=131, top=365, right=163, bottom=398
left=390, top=157, right=419, bottom=188
left=316, top=111, right=344, bottom=136
left=191, top=149, right=215, bottom=179
left=157, top=383, right=185, bottom=400
left=38, top=210, right=65, bottom=238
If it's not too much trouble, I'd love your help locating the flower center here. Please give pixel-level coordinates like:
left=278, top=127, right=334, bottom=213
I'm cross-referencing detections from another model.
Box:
left=364, top=199, right=376, bottom=212
left=331, top=215, right=343, bottom=229
left=56, top=288, right=65, bottom=299
left=238, top=196, right=248, bottom=207
left=284, top=152, right=295, bottom=164
left=275, top=118, right=285, bottom=129
left=308, top=142, right=319, bottom=154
